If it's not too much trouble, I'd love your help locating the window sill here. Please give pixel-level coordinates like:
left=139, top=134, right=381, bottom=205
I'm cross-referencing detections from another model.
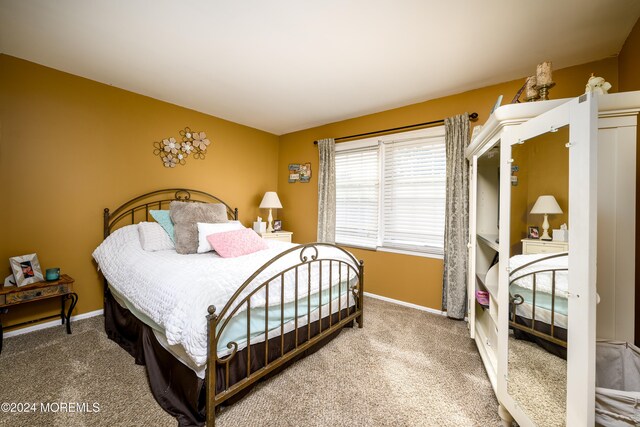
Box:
left=377, top=246, right=444, bottom=260
left=335, top=242, right=377, bottom=251
left=336, top=242, right=444, bottom=260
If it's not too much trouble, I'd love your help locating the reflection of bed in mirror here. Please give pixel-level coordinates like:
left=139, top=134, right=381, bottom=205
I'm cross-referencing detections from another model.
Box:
left=506, top=252, right=569, bottom=427
left=486, top=252, right=568, bottom=358
left=509, top=252, right=568, bottom=359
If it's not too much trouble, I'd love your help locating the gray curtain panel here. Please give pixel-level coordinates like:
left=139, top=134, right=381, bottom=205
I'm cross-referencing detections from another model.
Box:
left=317, top=138, right=336, bottom=243
left=442, top=113, right=470, bottom=320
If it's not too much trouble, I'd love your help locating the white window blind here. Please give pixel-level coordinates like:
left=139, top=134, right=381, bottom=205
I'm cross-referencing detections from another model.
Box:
left=382, top=136, right=446, bottom=254
left=334, top=127, right=446, bottom=257
left=335, top=146, right=379, bottom=248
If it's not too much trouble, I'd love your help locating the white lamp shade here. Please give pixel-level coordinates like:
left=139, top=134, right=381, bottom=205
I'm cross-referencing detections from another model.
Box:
left=530, top=195, right=562, bottom=214
left=259, top=191, right=283, bottom=209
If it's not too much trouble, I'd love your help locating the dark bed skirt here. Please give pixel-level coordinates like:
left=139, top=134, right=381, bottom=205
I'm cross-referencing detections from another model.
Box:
left=104, top=289, right=354, bottom=427
left=512, top=314, right=567, bottom=359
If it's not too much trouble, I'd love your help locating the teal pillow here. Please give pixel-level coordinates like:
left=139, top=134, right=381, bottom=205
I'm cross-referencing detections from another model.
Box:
left=149, top=210, right=175, bottom=242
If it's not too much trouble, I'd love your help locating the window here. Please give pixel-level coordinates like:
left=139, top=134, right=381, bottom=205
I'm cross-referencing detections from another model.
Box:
left=335, top=142, right=379, bottom=248
left=335, top=126, right=446, bottom=256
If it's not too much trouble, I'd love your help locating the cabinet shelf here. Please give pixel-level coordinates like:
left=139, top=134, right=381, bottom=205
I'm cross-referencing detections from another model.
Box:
left=477, top=233, right=499, bottom=251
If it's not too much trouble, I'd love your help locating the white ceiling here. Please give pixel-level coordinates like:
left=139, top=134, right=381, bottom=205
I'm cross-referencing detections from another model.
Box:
left=1, top=1, right=639, bottom=135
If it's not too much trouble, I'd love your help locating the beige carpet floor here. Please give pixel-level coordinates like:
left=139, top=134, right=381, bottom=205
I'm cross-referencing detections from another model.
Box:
left=0, top=297, right=501, bottom=426
left=507, top=336, right=566, bottom=427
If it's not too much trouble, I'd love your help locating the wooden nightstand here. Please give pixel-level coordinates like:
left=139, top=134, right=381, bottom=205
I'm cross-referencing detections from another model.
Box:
left=0, top=274, right=78, bottom=353
left=521, top=238, right=568, bottom=255
left=259, top=230, right=293, bottom=243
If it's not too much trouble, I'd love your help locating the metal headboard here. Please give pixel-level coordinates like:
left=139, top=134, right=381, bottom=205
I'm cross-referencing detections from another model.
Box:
left=103, top=188, right=238, bottom=238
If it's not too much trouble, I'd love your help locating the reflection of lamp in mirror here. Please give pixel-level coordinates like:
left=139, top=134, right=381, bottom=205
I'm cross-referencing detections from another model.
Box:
left=259, top=191, right=283, bottom=232
left=530, top=195, right=563, bottom=241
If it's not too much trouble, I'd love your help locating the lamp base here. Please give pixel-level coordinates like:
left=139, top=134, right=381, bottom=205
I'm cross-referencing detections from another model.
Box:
left=267, top=208, right=274, bottom=233
left=540, top=213, right=552, bottom=240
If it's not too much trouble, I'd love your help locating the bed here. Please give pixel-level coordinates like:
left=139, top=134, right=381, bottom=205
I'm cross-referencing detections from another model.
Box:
left=94, top=189, right=364, bottom=426
left=508, top=252, right=568, bottom=357
left=485, top=252, right=568, bottom=358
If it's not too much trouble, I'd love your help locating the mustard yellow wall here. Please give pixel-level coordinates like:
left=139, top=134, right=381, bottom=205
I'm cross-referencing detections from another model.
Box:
left=510, top=144, right=530, bottom=254
left=510, top=129, right=569, bottom=254
left=0, top=55, right=279, bottom=327
left=278, top=58, right=618, bottom=311
left=619, top=17, right=640, bottom=92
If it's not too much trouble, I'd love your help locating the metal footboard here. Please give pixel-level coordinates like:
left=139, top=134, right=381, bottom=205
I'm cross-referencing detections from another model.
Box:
left=205, top=243, right=364, bottom=426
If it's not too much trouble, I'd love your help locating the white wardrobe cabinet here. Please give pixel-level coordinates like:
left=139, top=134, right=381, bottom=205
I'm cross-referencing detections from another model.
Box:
left=466, top=91, right=639, bottom=426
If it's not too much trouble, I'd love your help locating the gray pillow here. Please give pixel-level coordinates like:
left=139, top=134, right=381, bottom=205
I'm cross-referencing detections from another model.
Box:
left=170, top=201, right=229, bottom=254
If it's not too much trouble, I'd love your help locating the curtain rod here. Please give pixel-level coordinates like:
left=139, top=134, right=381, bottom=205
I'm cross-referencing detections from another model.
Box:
left=313, top=112, right=478, bottom=144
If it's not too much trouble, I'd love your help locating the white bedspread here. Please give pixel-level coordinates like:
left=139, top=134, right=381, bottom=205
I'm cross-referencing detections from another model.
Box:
left=509, top=252, right=569, bottom=297
left=93, top=225, right=358, bottom=366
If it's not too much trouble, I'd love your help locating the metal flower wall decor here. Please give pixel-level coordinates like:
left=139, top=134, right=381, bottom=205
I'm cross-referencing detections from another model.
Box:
left=153, top=127, right=211, bottom=167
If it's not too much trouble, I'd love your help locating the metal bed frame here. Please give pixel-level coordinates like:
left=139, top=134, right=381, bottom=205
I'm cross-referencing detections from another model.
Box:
left=509, top=252, right=568, bottom=348
left=102, top=188, right=364, bottom=426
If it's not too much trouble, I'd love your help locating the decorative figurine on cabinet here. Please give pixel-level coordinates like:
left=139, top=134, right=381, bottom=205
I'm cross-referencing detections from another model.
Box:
left=585, top=73, right=612, bottom=95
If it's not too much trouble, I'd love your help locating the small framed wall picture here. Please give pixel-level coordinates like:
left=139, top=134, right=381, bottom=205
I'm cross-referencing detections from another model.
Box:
left=298, top=163, right=311, bottom=183
left=527, top=226, right=540, bottom=239
left=288, top=164, right=300, bottom=183
left=273, top=220, right=282, bottom=231
left=9, top=253, right=44, bottom=287
left=288, top=163, right=311, bottom=183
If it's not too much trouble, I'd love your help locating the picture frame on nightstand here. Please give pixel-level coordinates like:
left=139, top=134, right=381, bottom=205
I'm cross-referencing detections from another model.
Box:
left=9, top=253, right=44, bottom=287
left=527, top=226, right=539, bottom=239
left=273, top=220, right=282, bottom=231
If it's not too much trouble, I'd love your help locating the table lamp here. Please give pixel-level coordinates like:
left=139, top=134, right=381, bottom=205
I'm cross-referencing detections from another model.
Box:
left=530, top=195, right=562, bottom=241
left=259, top=191, right=282, bottom=232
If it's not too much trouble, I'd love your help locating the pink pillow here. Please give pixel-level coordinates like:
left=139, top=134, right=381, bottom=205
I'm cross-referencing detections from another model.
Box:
left=206, top=228, right=269, bottom=258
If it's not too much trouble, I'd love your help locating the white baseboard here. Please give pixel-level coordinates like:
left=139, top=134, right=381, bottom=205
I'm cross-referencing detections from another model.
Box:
left=3, top=309, right=104, bottom=338
left=363, top=292, right=446, bottom=316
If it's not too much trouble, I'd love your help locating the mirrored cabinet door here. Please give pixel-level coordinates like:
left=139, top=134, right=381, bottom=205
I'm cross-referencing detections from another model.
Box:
left=506, top=125, right=569, bottom=427
left=497, top=95, right=598, bottom=427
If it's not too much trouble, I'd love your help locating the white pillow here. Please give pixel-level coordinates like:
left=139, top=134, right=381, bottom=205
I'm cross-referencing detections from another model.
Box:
left=197, top=221, right=246, bottom=253
left=138, top=222, right=175, bottom=251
